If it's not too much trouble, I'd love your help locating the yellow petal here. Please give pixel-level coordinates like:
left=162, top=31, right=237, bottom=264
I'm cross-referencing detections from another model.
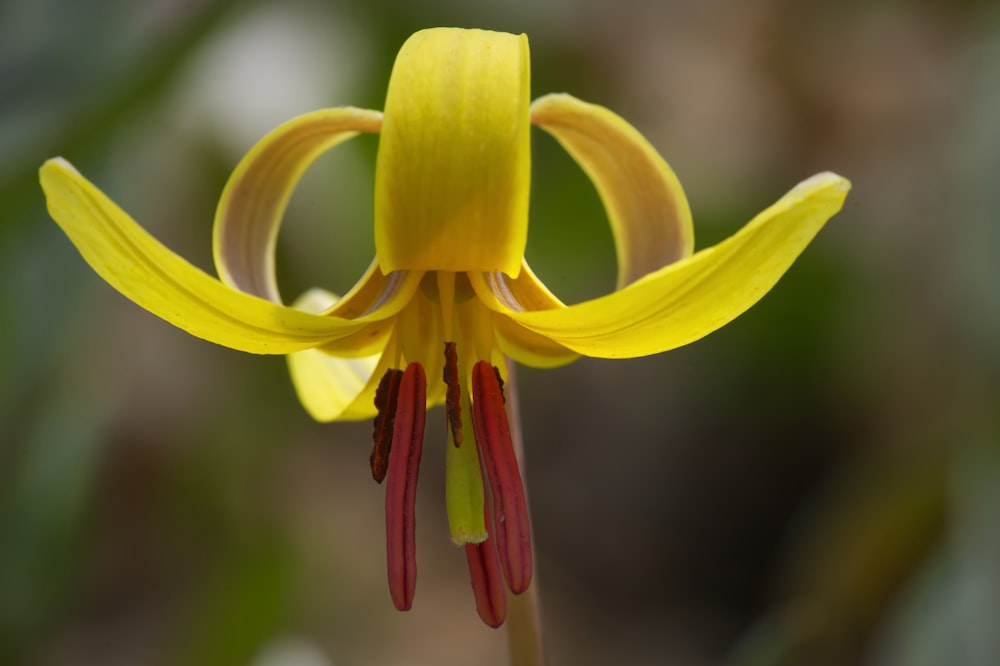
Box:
left=214, top=107, right=382, bottom=302
left=39, top=158, right=398, bottom=354
left=288, top=349, right=385, bottom=421
left=374, top=28, right=531, bottom=275
left=493, top=313, right=578, bottom=368
left=286, top=289, right=383, bottom=421
left=313, top=260, right=404, bottom=357
left=472, top=172, right=851, bottom=358
left=479, top=261, right=579, bottom=368
left=532, top=93, right=694, bottom=288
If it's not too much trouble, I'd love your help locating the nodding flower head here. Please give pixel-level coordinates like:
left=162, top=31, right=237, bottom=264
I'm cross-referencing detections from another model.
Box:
left=40, top=27, right=850, bottom=627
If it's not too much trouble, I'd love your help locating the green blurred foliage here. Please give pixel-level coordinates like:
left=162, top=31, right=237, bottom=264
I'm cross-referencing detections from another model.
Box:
left=2, top=0, right=999, bottom=664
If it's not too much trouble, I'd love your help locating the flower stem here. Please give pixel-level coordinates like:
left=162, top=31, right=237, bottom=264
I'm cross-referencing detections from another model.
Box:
left=502, top=359, right=546, bottom=666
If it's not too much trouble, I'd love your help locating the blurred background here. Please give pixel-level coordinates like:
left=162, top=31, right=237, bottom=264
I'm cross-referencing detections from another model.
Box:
left=2, top=0, right=999, bottom=664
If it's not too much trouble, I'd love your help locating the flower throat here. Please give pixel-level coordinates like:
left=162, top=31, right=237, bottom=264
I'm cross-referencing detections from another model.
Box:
left=368, top=271, right=533, bottom=627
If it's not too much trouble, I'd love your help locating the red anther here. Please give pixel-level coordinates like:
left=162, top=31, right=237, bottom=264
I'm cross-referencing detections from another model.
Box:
left=443, top=342, right=463, bottom=447
left=371, top=368, right=403, bottom=483
left=384, top=362, right=426, bottom=611
left=464, top=532, right=507, bottom=628
left=471, top=361, right=533, bottom=595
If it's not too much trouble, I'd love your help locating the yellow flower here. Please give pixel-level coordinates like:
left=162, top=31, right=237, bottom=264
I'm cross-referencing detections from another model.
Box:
left=39, top=28, right=850, bottom=627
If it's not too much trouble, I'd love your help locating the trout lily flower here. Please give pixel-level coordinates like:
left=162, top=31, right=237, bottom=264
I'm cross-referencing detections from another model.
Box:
left=40, top=28, right=849, bottom=628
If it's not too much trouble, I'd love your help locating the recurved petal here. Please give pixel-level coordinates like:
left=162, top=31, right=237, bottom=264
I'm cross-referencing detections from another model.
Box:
left=473, top=172, right=850, bottom=359
left=287, top=289, right=384, bottom=421
left=40, top=158, right=378, bottom=354
left=531, top=93, right=693, bottom=288
left=493, top=314, right=578, bottom=369
left=213, top=107, right=382, bottom=303
left=478, top=263, right=579, bottom=368
left=374, top=28, right=531, bottom=275
left=289, top=349, right=385, bottom=421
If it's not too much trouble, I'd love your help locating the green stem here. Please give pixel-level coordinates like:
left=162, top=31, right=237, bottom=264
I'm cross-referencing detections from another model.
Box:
left=503, top=359, right=546, bottom=666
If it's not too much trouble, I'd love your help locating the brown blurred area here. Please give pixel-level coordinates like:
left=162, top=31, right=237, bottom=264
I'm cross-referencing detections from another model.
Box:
left=2, top=0, right=999, bottom=664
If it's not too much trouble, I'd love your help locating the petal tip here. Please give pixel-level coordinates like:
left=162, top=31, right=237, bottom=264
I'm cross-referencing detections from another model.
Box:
left=803, top=171, right=852, bottom=194
left=784, top=172, right=851, bottom=214
left=41, top=156, right=77, bottom=176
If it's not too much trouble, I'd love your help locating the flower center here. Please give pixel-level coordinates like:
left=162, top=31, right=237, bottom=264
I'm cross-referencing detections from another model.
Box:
left=368, top=271, right=533, bottom=626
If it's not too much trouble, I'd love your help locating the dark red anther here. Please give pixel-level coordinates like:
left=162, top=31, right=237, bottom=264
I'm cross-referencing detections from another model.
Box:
left=443, top=342, right=463, bottom=447
left=492, top=365, right=506, bottom=403
left=471, top=361, right=533, bottom=595
left=465, top=529, right=508, bottom=627
left=371, top=368, right=404, bottom=483
left=384, top=362, right=427, bottom=611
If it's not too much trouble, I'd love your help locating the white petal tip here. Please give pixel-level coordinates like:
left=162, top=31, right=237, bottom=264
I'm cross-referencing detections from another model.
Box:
left=805, top=171, right=851, bottom=192
left=42, top=157, right=79, bottom=176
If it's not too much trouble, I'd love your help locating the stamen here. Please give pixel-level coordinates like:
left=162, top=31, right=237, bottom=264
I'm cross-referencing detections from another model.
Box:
left=443, top=342, right=463, bottom=447
left=436, top=271, right=457, bottom=339
left=471, top=361, right=533, bottom=595
left=371, top=368, right=404, bottom=483
left=384, top=362, right=427, bottom=611
left=464, top=527, right=508, bottom=627
left=492, top=365, right=506, bottom=403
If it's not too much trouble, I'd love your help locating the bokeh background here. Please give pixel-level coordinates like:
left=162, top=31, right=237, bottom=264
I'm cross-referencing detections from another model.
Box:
left=2, top=0, right=999, bottom=664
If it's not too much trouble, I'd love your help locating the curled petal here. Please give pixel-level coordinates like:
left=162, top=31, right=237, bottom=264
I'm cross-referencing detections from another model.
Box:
left=472, top=172, right=851, bottom=359
left=480, top=261, right=578, bottom=368
left=214, top=107, right=382, bottom=303
left=40, top=158, right=379, bottom=355
left=374, top=28, right=531, bottom=275
left=532, top=93, right=693, bottom=288
left=493, top=313, right=578, bottom=369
